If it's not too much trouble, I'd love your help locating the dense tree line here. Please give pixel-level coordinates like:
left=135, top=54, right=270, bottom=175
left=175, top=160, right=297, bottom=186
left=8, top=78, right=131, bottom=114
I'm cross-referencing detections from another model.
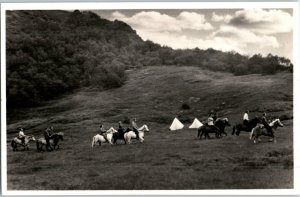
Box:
left=6, top=10, right=293, bottom=108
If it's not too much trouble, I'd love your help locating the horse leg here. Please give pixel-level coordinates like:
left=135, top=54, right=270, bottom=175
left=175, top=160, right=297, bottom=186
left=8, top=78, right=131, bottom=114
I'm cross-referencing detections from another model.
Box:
left=128, top=137, right=132, bottom=144
left=253, top=137, right=257, bottom=143
left=232, top=126, right=236, bottom=135
left=197, top=129, right=201, bottom=138
left=199, top=131, right=204, bottom=140
left=140, top=137, right=144, bottom=143
left=36, top=141, right=40, bottom=152
left=207, top=133, right=210, bottom=139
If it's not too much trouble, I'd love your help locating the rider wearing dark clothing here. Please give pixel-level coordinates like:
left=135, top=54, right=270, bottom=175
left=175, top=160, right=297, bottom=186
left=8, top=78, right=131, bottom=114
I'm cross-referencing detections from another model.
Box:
left=118, top=121, right=124, bottom=134
left=44, top=127, right=53, bottom=150
left=261, top=112, right=273, bottom=136
left=212, top=112, right=218, bottom=122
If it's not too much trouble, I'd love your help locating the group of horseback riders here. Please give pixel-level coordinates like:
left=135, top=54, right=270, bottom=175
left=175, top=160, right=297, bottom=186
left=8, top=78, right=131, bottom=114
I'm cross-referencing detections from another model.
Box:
left=17, top=126, right=55, bottom=150
left=98, top=118, right=140, bottom=142
left=204, top=110, right=274, bottom=136
left=243, top=110, right=273, bottom=134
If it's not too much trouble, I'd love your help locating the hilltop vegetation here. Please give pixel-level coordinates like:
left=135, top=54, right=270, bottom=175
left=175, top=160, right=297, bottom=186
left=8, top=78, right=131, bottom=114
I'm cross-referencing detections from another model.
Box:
left=6, top=10, right=293, bottom=108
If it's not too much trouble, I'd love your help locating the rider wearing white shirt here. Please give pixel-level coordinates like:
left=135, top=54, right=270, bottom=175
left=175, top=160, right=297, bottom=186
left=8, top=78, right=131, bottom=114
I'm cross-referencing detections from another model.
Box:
left=208, top=116, right=214, bottom=126
left=207, top=113, right=220, bottom=133
left=243, top=110, right=249, bottom=126
left=18, top=128, right=26, bottom=144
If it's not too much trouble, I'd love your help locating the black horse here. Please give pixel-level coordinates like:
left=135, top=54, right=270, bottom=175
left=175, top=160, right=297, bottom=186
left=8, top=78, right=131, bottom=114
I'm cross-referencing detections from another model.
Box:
left=214, top=118, right=231, bottom=136
left=112, top=127, right=130, bottom=144
left=197, top=118, right=231, bottom=139
left=232, top=117, right=260, bottom=136
left=51, top=132, right=64, bottom=150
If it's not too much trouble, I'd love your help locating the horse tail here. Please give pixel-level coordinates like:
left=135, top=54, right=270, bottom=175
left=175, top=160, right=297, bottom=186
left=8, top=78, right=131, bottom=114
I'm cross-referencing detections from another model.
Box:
left=11, top=140, right=15, bottom=150
left=197, top=127, right=202, bottom=138
left=232, top=125, right=236, bottom=135
left=250, top=128, right=254, bottom=140
left=91, top=136, right=96, bottom=147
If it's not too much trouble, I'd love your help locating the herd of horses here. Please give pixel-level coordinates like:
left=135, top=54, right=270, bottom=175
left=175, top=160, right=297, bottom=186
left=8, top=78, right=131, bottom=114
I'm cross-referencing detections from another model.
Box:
left=10, top=117, right=284, bottom=152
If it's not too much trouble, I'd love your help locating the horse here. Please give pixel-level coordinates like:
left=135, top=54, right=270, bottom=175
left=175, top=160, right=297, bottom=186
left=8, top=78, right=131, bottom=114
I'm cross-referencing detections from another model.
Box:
left=51, top=132, right=64, bottom=150
left=250, top=119, right=284, bottom=143
left=36, top=132, right=64, bottom=152
left=11, top=135, right=36, bottom=151
left=91, top=127, right=117, bottom=147
left=232, top=117, right=261, bottom=136
left=214, top=118, right=231, bottom=136
left=124, top=124, right=150, bottom=144
left=197, top=118, right=230, bottom=139
left=112, top=127, right=131, bottom=144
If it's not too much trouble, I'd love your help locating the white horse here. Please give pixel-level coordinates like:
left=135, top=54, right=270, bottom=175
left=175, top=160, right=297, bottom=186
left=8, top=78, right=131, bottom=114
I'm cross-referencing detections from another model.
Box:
left=11, top=135, right=36, bottom=151
left=250, top=118, right=284, bottom=143
left=124, top=124, right=150, bottom=144
left=91, top=127, right=117, bottom=147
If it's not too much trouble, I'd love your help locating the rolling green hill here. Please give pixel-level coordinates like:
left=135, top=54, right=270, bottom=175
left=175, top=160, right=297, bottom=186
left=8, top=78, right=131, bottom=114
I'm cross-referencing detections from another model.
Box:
left=7, top=66, right=293, bottom=129
left=6, top=66, right=293, bottom=189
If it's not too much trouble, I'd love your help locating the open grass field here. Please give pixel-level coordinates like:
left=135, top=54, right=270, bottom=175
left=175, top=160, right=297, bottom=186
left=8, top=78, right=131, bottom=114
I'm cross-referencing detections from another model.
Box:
left=6, top=66, right=293, bottom=190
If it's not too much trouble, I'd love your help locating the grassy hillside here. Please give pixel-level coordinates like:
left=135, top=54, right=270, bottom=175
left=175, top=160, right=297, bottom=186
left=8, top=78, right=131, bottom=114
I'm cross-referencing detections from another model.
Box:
left=7, top=66, right=293, bottom=190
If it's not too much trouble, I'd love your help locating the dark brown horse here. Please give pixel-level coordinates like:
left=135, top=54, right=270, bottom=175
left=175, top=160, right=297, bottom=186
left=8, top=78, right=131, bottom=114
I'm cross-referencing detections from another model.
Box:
left=232, top=117, right=260, bottom=136
left=36, top=132, right=64, bottom=151
left=198, top=118, right=231, bottom=139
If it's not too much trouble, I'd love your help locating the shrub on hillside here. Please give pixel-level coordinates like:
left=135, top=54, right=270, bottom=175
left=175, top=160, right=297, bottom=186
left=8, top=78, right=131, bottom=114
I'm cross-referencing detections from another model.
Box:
left=181, top=103, right=191, bottom=110
left=233, top=63, right=249, bottom=76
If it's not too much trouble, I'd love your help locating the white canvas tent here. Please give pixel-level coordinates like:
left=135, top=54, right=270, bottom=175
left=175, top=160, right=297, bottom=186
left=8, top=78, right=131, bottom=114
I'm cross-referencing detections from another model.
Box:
left=169, top=117, right=184, bottom=131
left=189, top=118, right=203, bottom=129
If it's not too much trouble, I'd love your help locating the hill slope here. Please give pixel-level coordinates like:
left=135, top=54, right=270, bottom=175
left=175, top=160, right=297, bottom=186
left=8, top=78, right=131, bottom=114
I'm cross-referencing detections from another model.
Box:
left=7, top=66, right=293, bottom=189
left=7, top=66, right=293, bottom=129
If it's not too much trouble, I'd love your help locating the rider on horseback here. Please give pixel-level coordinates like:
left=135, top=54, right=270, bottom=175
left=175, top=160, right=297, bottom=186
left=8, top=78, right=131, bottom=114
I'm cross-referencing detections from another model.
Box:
left=131, top=118, right=140, bottom=139
left=44, top=127, right=53, bottom=151
left=99, top=123, right=108, bottom=142
left=17, top=128, right=26, bottom=145
left=207, top=113, right=220, bottom=133
left=261, top=112, right=273, bottom=136
left=243, top=110, right=249, bottom=128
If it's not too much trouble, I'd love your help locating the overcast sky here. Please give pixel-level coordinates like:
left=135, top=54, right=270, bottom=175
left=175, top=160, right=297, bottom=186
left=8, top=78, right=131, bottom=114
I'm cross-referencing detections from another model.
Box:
left=93, top=9, right=293, bottom=60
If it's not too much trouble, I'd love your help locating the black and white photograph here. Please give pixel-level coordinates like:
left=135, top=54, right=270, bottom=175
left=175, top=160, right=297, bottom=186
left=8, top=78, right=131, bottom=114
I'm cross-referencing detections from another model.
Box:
left=1, top=2, right=299, bottom=194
